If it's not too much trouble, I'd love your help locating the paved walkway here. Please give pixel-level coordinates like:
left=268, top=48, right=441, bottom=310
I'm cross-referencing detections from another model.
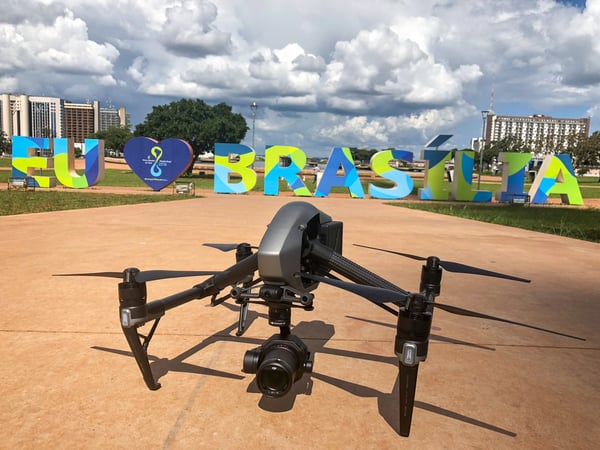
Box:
left=1, top=193, right=598, bottom=449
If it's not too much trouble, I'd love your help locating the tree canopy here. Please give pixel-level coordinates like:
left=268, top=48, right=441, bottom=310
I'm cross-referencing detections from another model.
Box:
left=566, top=131, right=600, bottom=178
left=89, top=126, right=133, bottom=155
left=134, top=99, right=248, bottom=168
left=0, top=131, right=10, bottom=154
left=482, top=136, right=530, bottom=167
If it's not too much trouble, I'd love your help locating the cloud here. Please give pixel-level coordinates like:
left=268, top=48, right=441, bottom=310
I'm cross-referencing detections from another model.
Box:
left=2, top=0, right=600, bottom=155
left=0, top=8, right=118, bottom=76
left=160, top=0, right=232, bottom=57
left=0, top=76, right=18, bottom=92
left=547, top=2, right=600, bottom=87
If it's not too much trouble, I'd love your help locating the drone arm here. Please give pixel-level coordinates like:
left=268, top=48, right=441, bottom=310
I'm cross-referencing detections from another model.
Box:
left=307, top=241, right=406, bottom=316
left=146, top=253, right=259, bottom=317
left=310, top=240, right=409, bottom=295
left=119, top=253, right=258, bottom=391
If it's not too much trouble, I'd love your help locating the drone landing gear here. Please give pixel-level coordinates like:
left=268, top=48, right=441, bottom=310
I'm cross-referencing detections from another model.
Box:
left=396, top=257, right=441, bottom=436
left=396, top=294, right=432, bottom=436
left=118, top=268, right=163, bottom=390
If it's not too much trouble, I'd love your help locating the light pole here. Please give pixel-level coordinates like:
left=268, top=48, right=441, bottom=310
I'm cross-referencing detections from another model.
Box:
left=477, top=110, right=489, bottom=189
left=250, top=101, right=258, bottom=149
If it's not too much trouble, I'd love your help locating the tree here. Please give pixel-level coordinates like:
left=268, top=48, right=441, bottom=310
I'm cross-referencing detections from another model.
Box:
left=89, top=126, right=133, bottom=156
left=349, top=147, right=378, bottom=163
left=134, top=99, right=248, bottom=171
left=482, top=136, right=530, bottom=168
left=567, top=131, right=600, bottom=181
left=0, top=131, right=11, bottom=155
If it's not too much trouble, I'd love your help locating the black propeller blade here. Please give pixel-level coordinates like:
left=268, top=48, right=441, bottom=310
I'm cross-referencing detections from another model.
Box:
left=132, top=270, right=219, bottom=283
left=203, top=243, right=258, bottom=252
left=54, top=270, right=219, bottom=283
left=54, top=271, right=123, bottom=279
left=305, top=273, right=585, bottom=341
left=431, top=301, right=585, bottom=341
left=354, top=244, right=531, bottom=283
left=302, top=273, right=410, bottom=304
left=203, top=243, right=238, bottom=252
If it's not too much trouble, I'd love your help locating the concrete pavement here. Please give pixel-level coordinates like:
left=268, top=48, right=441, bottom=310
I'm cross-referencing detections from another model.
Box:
left=1, top=192, right=598, bottom=449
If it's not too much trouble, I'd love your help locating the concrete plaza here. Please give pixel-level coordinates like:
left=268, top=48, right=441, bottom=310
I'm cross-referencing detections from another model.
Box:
left=1, top=192, right=598, bottom=449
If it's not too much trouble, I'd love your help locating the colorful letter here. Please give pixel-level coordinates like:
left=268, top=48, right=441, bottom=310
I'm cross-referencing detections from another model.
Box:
left=54, top=138, right=105, bottom=188
left=419, top=150, right=452, bottom=200
left=495, top=152, right=532, bottom=202
left=11, top=136, right=57, bottom=188
left=451, top=150, right=492, bottom=202
left=529, top=154, right=583, bottom=205
left=214, top=143, right=257, bottom=194
left=369, top=149, right=414, bottom=199
left=263, top=145, right=311, bottom=196
left=314, top=147, right=364, bottom=198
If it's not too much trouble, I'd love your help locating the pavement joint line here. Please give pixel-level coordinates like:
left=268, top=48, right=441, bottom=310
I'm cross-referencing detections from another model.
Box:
left=161, top=341, right=225, bottom=449
left=0, top=329, right=122, bottom=335
left=1, top=329, right=594, bottom=350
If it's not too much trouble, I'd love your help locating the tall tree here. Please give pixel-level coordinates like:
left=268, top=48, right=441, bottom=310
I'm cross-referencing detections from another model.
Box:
left=567, top=131, right=600, bottom=181
left=90, top=126, right=133, bottom=156
left=482, top=135, right=530, bottom=167
left=134, top=99, right=248, bottom=170
left=0, top=131, right=10, bottom=155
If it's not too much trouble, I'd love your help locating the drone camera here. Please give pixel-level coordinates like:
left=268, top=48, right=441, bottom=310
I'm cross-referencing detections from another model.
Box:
left=243, top=334, right=313, bottom=398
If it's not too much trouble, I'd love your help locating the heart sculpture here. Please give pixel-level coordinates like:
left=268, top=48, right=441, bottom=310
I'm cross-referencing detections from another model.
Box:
left=124, top=137, right=194, bottom=191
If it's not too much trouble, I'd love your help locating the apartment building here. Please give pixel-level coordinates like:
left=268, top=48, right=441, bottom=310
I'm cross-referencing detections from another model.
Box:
left=1, top=93, right=129, bottom=144
left=484, top=113, right=590, bottom=154
left=99, top=106, right=130, bottom=131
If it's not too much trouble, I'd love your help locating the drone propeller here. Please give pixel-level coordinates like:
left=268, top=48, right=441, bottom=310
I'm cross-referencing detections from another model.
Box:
left=304, top=273, right=585, bottom=341
left=302, top=273, right=410, bottom=304
left=203, top=243, right=258, bottom=252
left=354, top=244, right=530, bottom=283
left=54, top=269, right=219, bottom=283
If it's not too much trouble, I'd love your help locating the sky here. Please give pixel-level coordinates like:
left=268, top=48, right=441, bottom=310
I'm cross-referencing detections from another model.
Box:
left=1, top=0, right=598, bottom=157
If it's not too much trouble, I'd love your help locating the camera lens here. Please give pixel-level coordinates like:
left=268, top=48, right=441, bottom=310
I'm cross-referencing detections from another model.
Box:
left=257, top=363, right=292, bottom=397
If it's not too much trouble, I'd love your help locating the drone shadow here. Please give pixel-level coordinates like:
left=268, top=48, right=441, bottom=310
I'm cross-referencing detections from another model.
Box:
left=311, top=371, right=516, bottom=437
left=346, top=315, right=497, bottom=352
left=249, top=319, right=513, bottom=437
left=92, top=310, right=265, bottom=383
left=93, top=304, right=513, bottom=436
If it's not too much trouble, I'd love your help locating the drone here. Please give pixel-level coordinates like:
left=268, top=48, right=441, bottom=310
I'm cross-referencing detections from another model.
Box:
left=57, top=201, right=585, bottom=437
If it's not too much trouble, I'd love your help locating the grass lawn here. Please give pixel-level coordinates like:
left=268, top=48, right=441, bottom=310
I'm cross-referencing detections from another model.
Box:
left=389, top=202, right=600, bottom=243
left=1, top=159, right=599, bottom=243
left=0, top=190, right=194, bottom=216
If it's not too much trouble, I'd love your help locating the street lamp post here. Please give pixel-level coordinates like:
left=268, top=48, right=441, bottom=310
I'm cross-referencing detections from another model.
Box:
left=477, top=110, right=489, bottom=189
left=250, top=101, right=258, bottom=149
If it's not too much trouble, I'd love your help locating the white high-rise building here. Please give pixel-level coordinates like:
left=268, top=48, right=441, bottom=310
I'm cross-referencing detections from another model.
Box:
left=1, top=94, right=31, bottom=137
left=1, top=93, right=130, bottom=144
left=29, top=96, right=65, bottom=138
left=99, top=106, right=130, bottom=131
left=484, top=113, right=590, bottom=154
